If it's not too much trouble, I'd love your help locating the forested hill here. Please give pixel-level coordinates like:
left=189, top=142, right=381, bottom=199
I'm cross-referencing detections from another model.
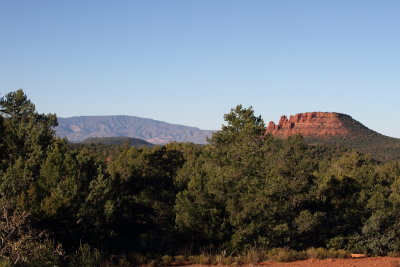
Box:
left=82, top=136, right=154, bottom=147
left=267, top=112, right=400, bottom=162
left=4, top=91, right=400, bottom=266
left=56, top=115, right=215, bottom=144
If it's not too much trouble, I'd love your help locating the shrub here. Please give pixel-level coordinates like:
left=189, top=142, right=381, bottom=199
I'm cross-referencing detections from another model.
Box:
left=189, top=254, right=212, bottom=265
left=334, top=249, right=349, bottom=258
left=215, top=254, right=234, bottom=265
left=306, top=247, right=327, bottom=259
left=147, top=259, right=159, bottom=267
left=128, top=253, right=147, bottom=266
left=106, top=255, right=131, bottom=267
left=161, top=255, right=173, bottom=266
left=118, top=257, right=131, bottom=267
left=388, top=251, right=400, bottom=257
left=174, top=255, right=185, bottom=264
left=243, top=248, right=265, bottom=264
left=306, top=247, right=349, bottom=259
left=0, top=258, right=11, bottom=267
left=0, top=207, right=64, bottom=267
left=68, top=243, right=102, bottom=267
left=188, top=255, right=197, bottom=264
left=327, top=236, right=347, bottom=250
left=267, top=248, right=305, bottom=262
left=231, top=256, right=243, bottom=266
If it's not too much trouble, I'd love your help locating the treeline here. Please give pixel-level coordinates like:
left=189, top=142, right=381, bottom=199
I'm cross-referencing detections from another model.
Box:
left=1, top=90, right=400, bottom=266
left=307, top=134, right=400, bottom=162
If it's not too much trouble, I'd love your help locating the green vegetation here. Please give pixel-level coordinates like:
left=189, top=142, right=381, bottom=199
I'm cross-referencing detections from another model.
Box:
left=306, top=114, right=400, bottom=162
left=82, top=136, right=154, bottom=147
left=1, top=90, right=400, bottom=266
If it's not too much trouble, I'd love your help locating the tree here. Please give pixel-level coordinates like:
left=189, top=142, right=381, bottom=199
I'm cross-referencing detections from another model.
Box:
left=78, top=145, right=185, bottom=252
left=176, top=105, right=269, bottom=249
left=0, top=89, right=57, bottom=164
left=0, top=89, right=58, bottom=207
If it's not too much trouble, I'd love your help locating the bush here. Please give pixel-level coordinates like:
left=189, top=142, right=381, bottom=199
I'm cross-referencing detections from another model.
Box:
left=161, top=255, right=173, bottom=266
left=306, top=247, right=349, bottom=259
left=189, top=254, right=212, bottom=265
left=68, top=243, right=102, bottom=267
left=267, top=248, right=306, bottom=262
left=215, top=255, right=234, bottom=265
left=0, top=207, right=64, bottom=267
left=306, top=247, right=327, bottom=259
left=107, top=255, right=131, bottom=267
left=0, top=258, right=11, bottom=267
left=334, top=249, right=349, bottom=258
left=243, top=248, right=265, bottom=264
left=231, top=256, right=243, bottom=266
left=388, top=251, right=400, bottom=257
left=128, top=253, right=147, bottom=266
left=147, top=259, right=159, bottom=267
left=174, top=255, right=185, bottom=264
left=118, top=257, right=131, bottom=267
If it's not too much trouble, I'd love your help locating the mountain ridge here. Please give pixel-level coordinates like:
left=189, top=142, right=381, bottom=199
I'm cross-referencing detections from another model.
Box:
left=56, top=115, right=215, bottom=144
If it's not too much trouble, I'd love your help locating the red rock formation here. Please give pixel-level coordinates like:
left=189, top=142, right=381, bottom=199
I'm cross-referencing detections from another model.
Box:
left=266, top=112, right=354, bottom=138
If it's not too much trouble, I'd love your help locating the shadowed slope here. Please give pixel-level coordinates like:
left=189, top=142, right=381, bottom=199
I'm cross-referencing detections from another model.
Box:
left=82, top=136, right=154, bottom=147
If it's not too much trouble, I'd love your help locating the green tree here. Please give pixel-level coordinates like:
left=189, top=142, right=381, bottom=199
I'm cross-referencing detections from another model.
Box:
left=0, top=89, right=58, bottom=208
left=0, top=89, right=57, bottom=165
left=78, top=145, right=185, bottom=252
left=176, top=105, right=270, bottom=249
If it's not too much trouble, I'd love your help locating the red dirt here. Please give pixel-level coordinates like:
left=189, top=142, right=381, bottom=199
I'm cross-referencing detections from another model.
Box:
left=184, top=257, right=400, bottom=267
left=259, top=257, right=400, bottom=266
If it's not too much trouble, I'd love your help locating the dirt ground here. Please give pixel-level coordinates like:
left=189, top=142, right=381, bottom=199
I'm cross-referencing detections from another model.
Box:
left=259, top=257, right=400, bottom=266
left=184, top=257, right=400, bottom=267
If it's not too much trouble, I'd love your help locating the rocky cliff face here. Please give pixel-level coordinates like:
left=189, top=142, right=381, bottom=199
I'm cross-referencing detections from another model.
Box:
left=266, top=112, right=368, bottom=138
left=266, top=112, right=400, bottom=162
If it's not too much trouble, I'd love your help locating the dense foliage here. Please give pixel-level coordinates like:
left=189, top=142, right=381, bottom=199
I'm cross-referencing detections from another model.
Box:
left=81, top=137, right=153, bottom=147
left=305, top=114, right=400, bottom=162
left=1, top=90, right=400, bottom=266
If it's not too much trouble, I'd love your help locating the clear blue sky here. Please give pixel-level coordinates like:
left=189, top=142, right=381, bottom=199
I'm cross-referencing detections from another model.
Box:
left=1, top=1, right=400, bottom=136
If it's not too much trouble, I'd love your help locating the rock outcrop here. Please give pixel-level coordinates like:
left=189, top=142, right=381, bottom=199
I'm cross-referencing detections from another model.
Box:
left=266, top=112, right=400, bottom=162
left=266, top=112, right=364, bottom=139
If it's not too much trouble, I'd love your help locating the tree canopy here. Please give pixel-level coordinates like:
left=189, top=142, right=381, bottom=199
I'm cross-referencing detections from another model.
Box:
left=1, top=90, right=400, bottom=266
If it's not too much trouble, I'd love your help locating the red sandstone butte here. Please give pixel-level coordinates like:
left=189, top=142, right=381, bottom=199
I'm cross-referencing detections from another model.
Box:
left=266, top=112, right=354, bottom=139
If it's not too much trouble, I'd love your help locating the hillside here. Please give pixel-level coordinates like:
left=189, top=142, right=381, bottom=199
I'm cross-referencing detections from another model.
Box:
left=56, top=115, right=214, bottom=144
left=266, top=112, right=400, bottom=162
left=82, top=136, right=153, bottom=147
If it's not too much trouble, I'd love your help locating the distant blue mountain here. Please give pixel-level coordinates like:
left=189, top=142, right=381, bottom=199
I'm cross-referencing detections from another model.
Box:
left=56, top=115, right=215, bottom=144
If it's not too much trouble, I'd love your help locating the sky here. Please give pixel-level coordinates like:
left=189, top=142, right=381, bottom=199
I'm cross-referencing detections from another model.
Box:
left=1, top=0, right=400, bottom=137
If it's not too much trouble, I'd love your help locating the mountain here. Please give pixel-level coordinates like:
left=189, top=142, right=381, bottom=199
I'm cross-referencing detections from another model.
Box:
left=266, top=112, right=400, bottom=162
left=56, top=115, right=215, bottom=144
left=82, top=136, right=153, bottom=147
